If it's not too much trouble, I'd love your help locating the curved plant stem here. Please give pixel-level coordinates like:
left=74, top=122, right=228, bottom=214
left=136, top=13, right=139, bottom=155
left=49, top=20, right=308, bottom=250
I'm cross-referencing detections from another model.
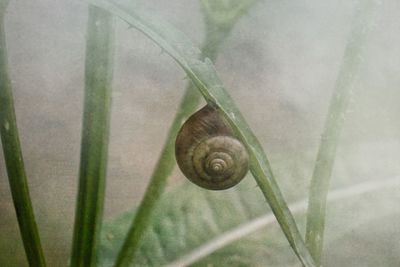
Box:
left=70, top=6, right=115, bottom=267
left=0, top=2, right=47, bottom=266
left=305, top=1, right=378, bottom=265
left=113, top=3, right=256, bottom=266
left=88, top=0, right=315, bottom=265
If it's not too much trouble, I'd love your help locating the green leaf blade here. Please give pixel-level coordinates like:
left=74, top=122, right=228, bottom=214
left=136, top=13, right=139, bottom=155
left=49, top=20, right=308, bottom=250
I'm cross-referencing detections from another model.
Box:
left=0, top=3, right=47, bottom=266
left=305, top=1, right=379, bottom=264
left=106, top=1, right=263, bottom=266
left=70, top=6, right=115, bottom=267
left=88, top=0, right=315, bottom=266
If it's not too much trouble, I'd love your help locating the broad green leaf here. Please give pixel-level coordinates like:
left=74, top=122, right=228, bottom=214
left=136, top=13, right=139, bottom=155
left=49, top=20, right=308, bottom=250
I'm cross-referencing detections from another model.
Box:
left=191, top=180, right=399, bottom=267
left=99, top=175, right=398, bottom=266
left=100, top=178, right=264, bottom=266
left=87, top=0, right=315, bottom=265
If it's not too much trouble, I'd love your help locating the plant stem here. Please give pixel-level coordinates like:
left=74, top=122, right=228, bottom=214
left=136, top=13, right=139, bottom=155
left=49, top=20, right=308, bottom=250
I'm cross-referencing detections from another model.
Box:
left=0, top=2, right=47, bottom=267
left=113, top=5, right=251, bottom=266
left=70, top=6, right=115, bottom=267
left=305, top=1, right=378, bottom=265
left=115, top=31, right=223, bottom=267
left=114, top=83, right=201, bottom=267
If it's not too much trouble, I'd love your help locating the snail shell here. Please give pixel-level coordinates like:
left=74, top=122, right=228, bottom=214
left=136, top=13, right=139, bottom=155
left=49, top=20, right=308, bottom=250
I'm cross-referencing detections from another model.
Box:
left=175, top=104, right=249, bottom=190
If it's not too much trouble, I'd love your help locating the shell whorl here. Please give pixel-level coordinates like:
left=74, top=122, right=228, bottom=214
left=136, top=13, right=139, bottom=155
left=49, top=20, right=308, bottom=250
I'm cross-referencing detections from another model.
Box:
left=175, top=105, right=249, bottom=190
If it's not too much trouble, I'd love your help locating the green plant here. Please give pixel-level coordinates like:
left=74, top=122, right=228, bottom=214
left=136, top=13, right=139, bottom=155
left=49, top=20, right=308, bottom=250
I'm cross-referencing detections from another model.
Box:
left=70, top=6, right=115, bottom=267
left=0, top=0, right=387, bottom=267
left=305, top=1, right=379, bottom=265
left=0, top=1, right=46, bottom=266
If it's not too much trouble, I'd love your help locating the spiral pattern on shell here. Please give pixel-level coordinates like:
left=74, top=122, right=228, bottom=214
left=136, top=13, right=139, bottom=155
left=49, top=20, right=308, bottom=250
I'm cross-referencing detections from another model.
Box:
left=175, top=105, right=249, bottom=190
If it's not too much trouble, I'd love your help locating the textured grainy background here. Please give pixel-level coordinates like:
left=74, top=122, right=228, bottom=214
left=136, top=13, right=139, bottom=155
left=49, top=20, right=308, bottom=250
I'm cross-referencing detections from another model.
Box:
left=0, top=0, right=399, bottom=266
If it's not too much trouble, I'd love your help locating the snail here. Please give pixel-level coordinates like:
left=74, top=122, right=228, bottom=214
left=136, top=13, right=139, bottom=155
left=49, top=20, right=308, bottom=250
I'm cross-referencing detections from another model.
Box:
left=175, top=104, right=249, bottom=190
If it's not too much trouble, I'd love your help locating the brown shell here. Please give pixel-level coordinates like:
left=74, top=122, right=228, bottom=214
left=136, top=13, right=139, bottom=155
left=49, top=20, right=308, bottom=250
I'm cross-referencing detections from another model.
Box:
left=175, top=105, right=249, bottom=190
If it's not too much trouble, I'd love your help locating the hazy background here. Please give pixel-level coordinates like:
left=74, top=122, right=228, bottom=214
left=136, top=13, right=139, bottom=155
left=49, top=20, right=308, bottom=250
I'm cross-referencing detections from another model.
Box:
left=0, top=0, right=399, bottom=266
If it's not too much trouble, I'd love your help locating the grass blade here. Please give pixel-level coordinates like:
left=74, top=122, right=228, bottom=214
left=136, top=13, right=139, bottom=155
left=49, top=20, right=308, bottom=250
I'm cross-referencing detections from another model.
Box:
left=113, top=85, right=200, bottom=267
left=70, top=6, right=115, bottom=267
left=0, top=2, right=47, bottom=266
left=113, top=2, right=258, bottom=265
left=87, top=1, right=315, bottom=266
left=305, top=1, right=379, bottom=265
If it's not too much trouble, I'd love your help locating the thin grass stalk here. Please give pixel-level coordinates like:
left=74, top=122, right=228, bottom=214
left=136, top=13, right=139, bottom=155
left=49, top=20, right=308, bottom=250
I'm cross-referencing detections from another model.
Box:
left=0, top=2, right=47, bottom=266
left=70, top=6, right=115, bottom=267
left=113, top=13, right=241, bottom=267
left=113, top=85, right=200, bottom=267
left=305, top=1, right=378, bottom=265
